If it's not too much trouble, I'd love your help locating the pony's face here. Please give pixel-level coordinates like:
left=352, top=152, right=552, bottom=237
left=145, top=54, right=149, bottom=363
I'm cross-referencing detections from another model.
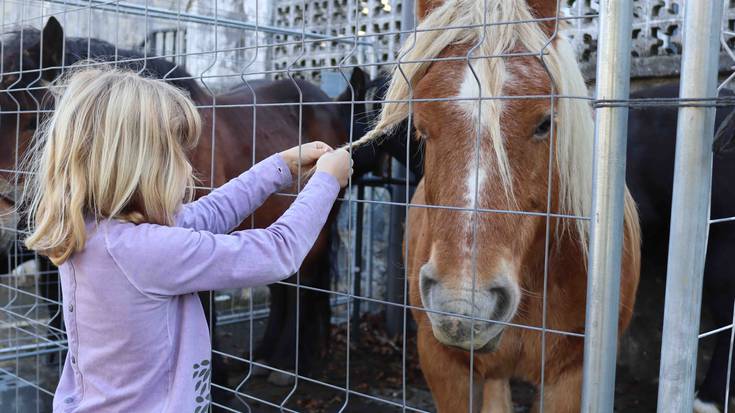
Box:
left=0, top=36, right=40, bottom=176
left=0, top=19, right=63, bottom=178
left=413, top=45, right=557, bottom=352
left=0, top=37, right=42, bottom=242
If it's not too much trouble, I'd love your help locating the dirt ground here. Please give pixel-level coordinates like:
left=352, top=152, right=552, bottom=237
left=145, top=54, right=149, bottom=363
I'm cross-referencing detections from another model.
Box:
left=212, top=313, right=433, bottom=413
left=211, top=311, right=672, bottom=413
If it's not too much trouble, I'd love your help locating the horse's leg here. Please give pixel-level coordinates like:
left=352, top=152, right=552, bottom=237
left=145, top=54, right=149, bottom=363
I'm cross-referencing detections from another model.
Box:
left=40, top=258, right=62, bottom=364
left=697, top=234, right=735, bottom=412
left=417, top=323, right=476, bottom=412
left=697, top=323, right=734, bottom=413
left=298, top=255, right=331, bottom=376
left=296, top=229, right=334, bottom=378
left=266, top=250, right=331, bottom=386
left=198, top=291, right=231, bottom=406
left=253, top=283, right=286, bottom=375
left=530, top=367, right=582, bottom=413
left=266, top=281, right=299, bottom=386
left=481, top=378, right=512, bottom=413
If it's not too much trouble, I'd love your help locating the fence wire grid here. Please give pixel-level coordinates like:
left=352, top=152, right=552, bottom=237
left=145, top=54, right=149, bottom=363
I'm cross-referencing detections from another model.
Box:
left=0, top=1, right=734, bottom=413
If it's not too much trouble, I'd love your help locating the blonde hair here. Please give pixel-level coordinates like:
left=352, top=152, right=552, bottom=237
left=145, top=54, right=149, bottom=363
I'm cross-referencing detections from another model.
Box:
left=23, top=64, right=201, bottom=265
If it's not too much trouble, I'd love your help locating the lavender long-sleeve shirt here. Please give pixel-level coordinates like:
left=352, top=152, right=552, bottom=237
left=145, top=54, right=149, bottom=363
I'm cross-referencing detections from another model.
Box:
left=52, top=154, right=340, bottom=413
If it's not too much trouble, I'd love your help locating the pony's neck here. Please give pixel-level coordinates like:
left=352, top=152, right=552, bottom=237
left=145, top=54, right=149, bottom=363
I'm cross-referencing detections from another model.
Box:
left=187, top=85, right=211, bottom=105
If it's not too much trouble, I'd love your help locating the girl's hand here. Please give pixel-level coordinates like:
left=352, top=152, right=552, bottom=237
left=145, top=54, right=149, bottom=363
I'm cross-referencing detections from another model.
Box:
left=279, top=141, right=333, bottom=176
left=316, top=148, right=352, bottom=188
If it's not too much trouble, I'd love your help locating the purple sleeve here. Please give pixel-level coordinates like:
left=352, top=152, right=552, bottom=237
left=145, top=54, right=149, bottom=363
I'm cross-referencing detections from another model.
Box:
left=175, top=154, right=293, bottom=234
left=105, top=172, right=340, bottom=296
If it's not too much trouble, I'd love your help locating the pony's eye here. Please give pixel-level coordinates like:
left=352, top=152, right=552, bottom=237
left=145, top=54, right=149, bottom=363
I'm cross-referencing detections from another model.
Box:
left=533, top=116, right=552, bottom=139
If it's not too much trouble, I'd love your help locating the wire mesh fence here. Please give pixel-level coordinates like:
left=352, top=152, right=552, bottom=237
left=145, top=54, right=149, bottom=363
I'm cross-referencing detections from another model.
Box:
left=0, top=1, right=734, bottom=412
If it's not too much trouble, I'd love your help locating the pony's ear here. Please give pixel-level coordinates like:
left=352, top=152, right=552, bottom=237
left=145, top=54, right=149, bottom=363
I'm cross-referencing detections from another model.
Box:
left=714, top=107, right=735, bottom=156
left=336, top=67, right=367, bottom=103
left=28, top=17, right=64, bottom=82
left=335, top=68, right=369, bottom=141
left=41, top=17, right=64, bottom=78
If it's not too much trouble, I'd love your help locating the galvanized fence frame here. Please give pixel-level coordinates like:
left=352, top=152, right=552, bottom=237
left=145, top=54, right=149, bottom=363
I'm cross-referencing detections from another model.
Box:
left=657, top=1, right=732, bottom=413
left=581, top=0, right=633, bottom=411
left=0, top=1, right=733, bottom=413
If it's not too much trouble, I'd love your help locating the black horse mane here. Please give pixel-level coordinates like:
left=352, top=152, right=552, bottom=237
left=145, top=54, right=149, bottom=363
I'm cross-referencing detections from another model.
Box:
left=350, top=71, right=425, bottom=178
left=2, top=24, right=203, bottom=98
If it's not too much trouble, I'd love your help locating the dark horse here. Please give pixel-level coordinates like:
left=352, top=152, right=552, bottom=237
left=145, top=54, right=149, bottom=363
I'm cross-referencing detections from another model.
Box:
left=0, top=16, right=366, bottom=399
left=351, top=74, right=422, bottom=177
left=353, top=75, right=735, bottom=410
left=625, top=83, right=735, bottom=413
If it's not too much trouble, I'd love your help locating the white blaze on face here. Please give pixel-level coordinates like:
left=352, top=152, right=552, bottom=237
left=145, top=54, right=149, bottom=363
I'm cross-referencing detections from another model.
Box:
left=456, top=64, right=510, bottom=210
left=465, top=160, right=487, bottom=209
left=457, top=67, right=487, bottom=210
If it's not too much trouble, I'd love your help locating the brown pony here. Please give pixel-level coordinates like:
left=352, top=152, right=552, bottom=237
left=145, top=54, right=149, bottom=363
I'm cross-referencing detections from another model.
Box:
left=351, top=0, right=641, bottom=411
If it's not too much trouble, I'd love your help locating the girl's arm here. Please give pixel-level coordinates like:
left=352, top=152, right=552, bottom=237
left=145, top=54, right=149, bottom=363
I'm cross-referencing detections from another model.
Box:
left=175, top=154, right=292, bottom=234
left=106, top=171, right=340, bottom=296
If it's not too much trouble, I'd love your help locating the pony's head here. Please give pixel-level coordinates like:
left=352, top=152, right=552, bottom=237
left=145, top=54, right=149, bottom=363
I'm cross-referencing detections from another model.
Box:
left=0, top=18, right=64, bottom=177
left=0, top=18, right=63, bottom=247
left=335, top=67, right=369, bottom=140
left=355, top=0, right=637, bottom=351
left=0, top=17, right=205, bottom=179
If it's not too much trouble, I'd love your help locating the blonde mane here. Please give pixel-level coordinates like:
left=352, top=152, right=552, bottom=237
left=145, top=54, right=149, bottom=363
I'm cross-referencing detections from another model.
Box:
left=351, top=0, right=623, bottom=250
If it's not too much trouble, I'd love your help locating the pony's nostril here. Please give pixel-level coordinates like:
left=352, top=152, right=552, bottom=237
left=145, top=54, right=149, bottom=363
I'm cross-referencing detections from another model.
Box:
left=423, top=273, right=438, bottom=289
left=419, top=264, right=439, bottom=286
left=489, top=287, right=510, bottom=321
left=420, top=273, right=438, bottom=300
left=490, top=287, right=508, bottom=307
left=419, top=264, right=440, bottom=304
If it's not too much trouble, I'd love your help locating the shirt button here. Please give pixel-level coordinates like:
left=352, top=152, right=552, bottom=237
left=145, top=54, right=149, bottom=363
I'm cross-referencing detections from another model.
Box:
left=68, top=304, right=74, bottom=312
left=71, top=356, right=76, bottom=364
left=64, top=397, right=74, bottom=404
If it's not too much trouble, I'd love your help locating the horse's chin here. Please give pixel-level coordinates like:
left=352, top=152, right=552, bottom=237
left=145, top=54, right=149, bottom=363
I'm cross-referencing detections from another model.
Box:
left=433, top=329, right=505, bottom=354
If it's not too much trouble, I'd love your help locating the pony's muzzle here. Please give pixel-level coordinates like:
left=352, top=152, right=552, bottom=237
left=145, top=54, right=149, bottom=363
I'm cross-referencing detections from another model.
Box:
left=419, top=263, right=519, bottom=353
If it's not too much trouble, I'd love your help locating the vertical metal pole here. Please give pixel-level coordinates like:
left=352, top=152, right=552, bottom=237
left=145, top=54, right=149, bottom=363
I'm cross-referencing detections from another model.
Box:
left=352, top=184, right=365, bottom=341
left=401, top=0, right=415, bottom=40
left=385, top=179, right=406, bottom=336
left=656, top=2, right=723, bottom=412
left=385, top=0, right=416, bottom=336
left=581, top=0, right=633, bottom=411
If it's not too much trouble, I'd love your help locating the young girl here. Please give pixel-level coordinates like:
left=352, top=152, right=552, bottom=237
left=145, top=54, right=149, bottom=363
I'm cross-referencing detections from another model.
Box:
left=23, top=66, right=351, bottom=412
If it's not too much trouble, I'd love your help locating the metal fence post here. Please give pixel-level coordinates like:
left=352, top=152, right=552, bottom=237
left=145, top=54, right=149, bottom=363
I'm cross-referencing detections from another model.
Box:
left=581, top=0, right=633, bottom=411
left=385, top=0, right=416, bottom=336
left=656, top=2, right=723, bottom=412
